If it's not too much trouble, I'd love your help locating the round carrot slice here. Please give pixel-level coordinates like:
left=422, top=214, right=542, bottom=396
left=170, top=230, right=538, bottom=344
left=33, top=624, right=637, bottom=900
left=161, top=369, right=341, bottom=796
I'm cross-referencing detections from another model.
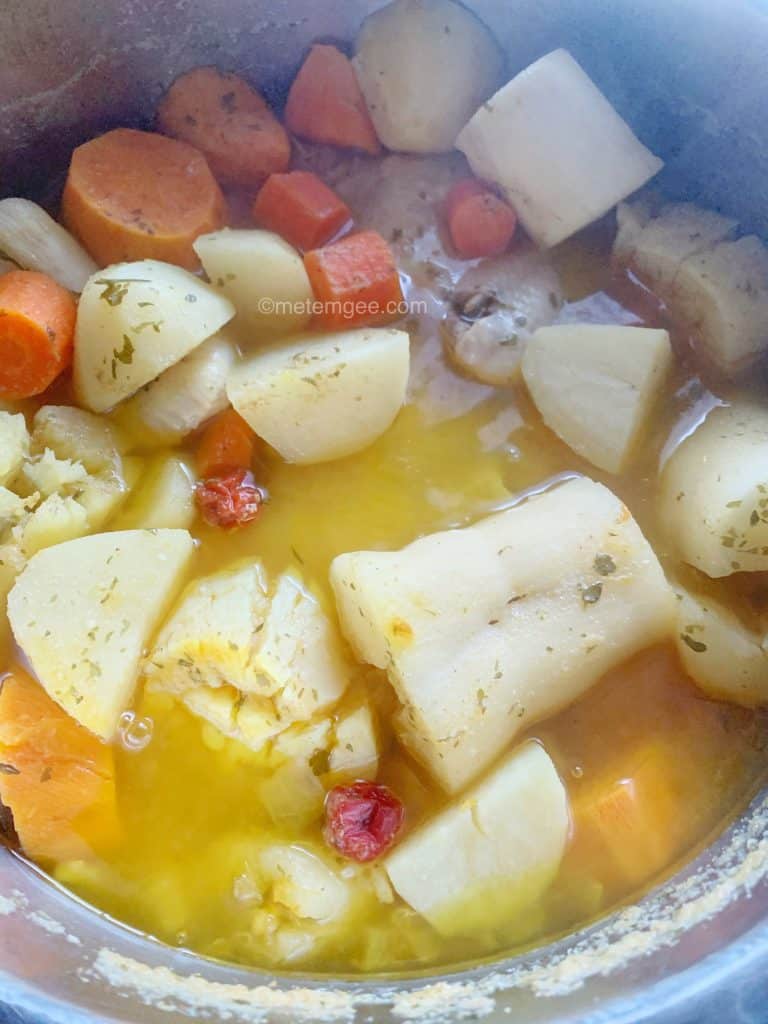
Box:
left=156, top=67, right=291, bottom=187
left=61, top=128, right=226, bottom=269
left=0, top=269, right=76, bottom=399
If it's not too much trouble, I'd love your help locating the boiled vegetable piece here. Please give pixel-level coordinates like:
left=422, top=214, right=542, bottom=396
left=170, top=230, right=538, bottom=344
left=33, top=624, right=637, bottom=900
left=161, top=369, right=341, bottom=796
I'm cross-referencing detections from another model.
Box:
left=613, top=200, right=737, bottom=290
left=112, top=456, right=195, bottom=531
left=659, top=402, right=768, bottom=578
left=252, top=171, right=352, bottom=252
left=11, top=493, right=90, bottom=557
left=331, top=476, right=675, bottom=793
left=0, top=671, right=120, bottom=863
left=444, top=178, right=517, bottom=260
left=0, top=198, right=97, bottom=292
left=675, top=589, right=768, bottom=706
left=74, top=259, right=235, bottom=412
left=385, top=742, right=568, bottom=935
left=31, top=405, right=124, bottom=478
left=123, top=334, right=236, bottom=440
left=227, top=327, right=410, bottom=464
left=195, top=408, right=256, bottom=477
left=260, top=844, right=351, bottom=923
left=443, top=246, right=563, bottom=386
left=521, top=324, right=673, bottom=473
left=671, top=236, right=768, bottom=376
left=259, top=761, right=325, bottom=830
left=456, top=49, right=663, bottom=248
left=156, top=67, right=290, bottom=187
left=0, top=411, right=30, bottom=487
left=329, top=704, right=380, bottom=781
left=194, top=229, right=312, bottom=337
left=7, top=529, right=195, bottom=740
left=145, top=563, right=349, bottom=750
left=61, top=128, right=226, bottom=269
left=353, top=0, right=504, bottom=154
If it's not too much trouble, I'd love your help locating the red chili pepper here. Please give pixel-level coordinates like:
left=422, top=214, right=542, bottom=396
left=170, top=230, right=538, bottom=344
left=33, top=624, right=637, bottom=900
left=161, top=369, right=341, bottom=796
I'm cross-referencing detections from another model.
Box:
left=324, top=781, right=405, bottom=862
left=195, top=467, right=263, bottom=529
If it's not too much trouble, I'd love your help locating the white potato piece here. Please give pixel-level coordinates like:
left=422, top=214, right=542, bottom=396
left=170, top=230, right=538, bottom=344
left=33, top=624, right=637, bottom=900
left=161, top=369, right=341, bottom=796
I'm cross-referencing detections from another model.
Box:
left=456, top=49, right=663, bottom=248
left=228, top=327, right=410, bottom=464
left=194, top=230, right=312, bottom=338
left=613, top=200, right=737, bottom=290
left=522, top=324, right=673, bottom=473
left=660, top=402, right=768, bottom=578
left=329, top=704, right=380, bottom=781
left=258, top=760, right=326, bottom=830
left=260, top=845, right=351, bottom=924
left=12, top=493, right=90, bottom=557
left=0, top=198, right=97, bottom=291
left=331, top=476, right=674, bottom=793
left=8, top=529, right=194, bottom=739
left=353, top=0, right=503, bottom=154
left=74, top=260, right=235, bottom=412
left=0, top=488, right=31, bottom=534
left=31, top=405, right=125, bottom=478
left=145, top=563, right=350, bottom=750
left=386, top=742, right=568, bottom=935
left=444, top=247, right=563, bottom=386
left=0, top=412, right=30, bottom=487
left=20, top=449, right=89, bottom=499
left=123, top=333, right=236, bottom=440
left=675, top=589, right=768, bottom=707
left=112, top=456, right=195, bottom=531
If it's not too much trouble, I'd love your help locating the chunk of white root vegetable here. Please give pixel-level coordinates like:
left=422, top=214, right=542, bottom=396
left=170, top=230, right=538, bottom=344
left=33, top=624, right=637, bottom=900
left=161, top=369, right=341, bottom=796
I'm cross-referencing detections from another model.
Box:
left=522, top=324, right=673, bottom=473
left=0, top=412, right=30, bottom=487
left=8, top=529, right=195, bottom=739
left=260, top=845, right=351, bottom=924
left=123, top=333, right=236, bottom=440
left=194, top=229, right=313, bottom=338
left=329, top=704, right=380, bottom=781
left=660, top=402, right=768, bottom=578
left=675, top=589, right=768, bottom=707
left=228, top=327, right=410, bottom=464
left=353, top=0, right=504, bottom=154
left=74, top=260, right=235, bottom=413
left=112, top=456, right=195, bottom=531
left=456, top=49, right=663, bottom=248
left=331, top=476, right=675, bottom=793
left=0, top=198, right=97, bottom=291
left=386, top=742, right=568, bottom=935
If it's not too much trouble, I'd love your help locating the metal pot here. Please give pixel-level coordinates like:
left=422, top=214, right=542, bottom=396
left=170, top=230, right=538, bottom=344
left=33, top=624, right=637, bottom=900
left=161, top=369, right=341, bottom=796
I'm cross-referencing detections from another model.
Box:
left=2, top=1, right=768, bottom=1021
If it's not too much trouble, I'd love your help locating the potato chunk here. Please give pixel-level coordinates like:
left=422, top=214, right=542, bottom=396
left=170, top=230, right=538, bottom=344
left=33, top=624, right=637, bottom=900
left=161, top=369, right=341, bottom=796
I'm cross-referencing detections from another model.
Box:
left=676, top=589, right=768, bottom=706
left=0, top=411, right=30, bottom=487
left=660, top=402, right=768, bottom=578
left=522, top=324, right=673, bottom=473
left=112, top=456, right=195, bottom=531
left=385, top=742, right=568, bottom=935
left=145, top=563, right=350, bottom=750
left=8, top=530, right=195, bottom=739
left=227, top=327, right=410, bottom=464
left=456, top=49, right=662, bottom=248
left=353, top=0, right=503, bottom=154
left=75, top=260, right=235, bottom=412
left=331, top=476, right=674, bottom=793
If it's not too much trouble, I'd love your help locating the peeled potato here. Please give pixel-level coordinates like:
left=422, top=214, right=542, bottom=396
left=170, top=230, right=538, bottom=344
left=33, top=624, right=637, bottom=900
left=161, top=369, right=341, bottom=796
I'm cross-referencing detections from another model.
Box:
left=353, top=0, right=504, bottom=154
left=227, top=327, right=410, bottom=464
left=74, top=260, right=235, bottom=412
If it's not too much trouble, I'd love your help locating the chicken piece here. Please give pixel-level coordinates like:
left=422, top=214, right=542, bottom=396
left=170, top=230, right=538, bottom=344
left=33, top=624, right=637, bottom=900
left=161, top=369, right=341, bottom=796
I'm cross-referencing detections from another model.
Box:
left=331, top=476, right=675, bottom=793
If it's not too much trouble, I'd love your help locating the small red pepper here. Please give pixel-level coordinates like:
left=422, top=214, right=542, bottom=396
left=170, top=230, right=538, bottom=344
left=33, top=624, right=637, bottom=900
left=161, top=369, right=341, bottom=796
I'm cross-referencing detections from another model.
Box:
left=195, top=467, right=264, bottom=529
left=324, top=781, right=405, bottom=862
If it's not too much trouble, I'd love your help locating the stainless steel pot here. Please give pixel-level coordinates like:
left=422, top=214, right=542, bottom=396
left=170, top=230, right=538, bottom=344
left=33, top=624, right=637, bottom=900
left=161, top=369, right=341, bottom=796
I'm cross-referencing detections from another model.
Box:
left=2, top=1, right=768, bottom=1021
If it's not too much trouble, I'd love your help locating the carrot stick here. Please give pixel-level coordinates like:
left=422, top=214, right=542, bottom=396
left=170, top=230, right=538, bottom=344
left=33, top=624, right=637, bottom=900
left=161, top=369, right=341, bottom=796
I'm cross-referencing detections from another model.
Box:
left=252, top=171, right=352, bottom=251
left=444, top=178, right=517, bottom=259
left=0, top=671, right=120, bottom=864
left=61, top=128, right=226, bottom=270
left=0, top=270, right=76, bottom=399
left=285, top=45, right=382, bottom=155
left=156, top=67, right=291, bottom=187
left=196, top=408, right=258, bottom=478
left=304, top=230, right=403, bottom=328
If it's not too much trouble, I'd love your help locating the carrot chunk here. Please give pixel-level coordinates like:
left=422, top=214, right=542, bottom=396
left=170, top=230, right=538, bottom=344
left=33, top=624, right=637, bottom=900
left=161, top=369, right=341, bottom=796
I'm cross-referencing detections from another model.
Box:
left=285, top=44, right=382, bottom=155
left=0, top=270, right=76, bottom=399
left=0, top=671, right=120, bottom=864
left=304, top=230, right=404, bottom=328
left=445, top=178, right=517, bottom=259
left=252, top=171, right=352, bottom=251
left=61, top=128, right=226, bottom=270
left=156, top=66, right=291, bottom=187
left=196, top=407, right=257, bottom=478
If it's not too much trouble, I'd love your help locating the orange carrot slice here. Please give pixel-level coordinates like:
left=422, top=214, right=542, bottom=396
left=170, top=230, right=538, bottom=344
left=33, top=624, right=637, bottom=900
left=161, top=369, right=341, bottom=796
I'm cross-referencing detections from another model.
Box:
left=61, top=128, right=226, bottom=269
left=304, top=230, right=403, bottom=328
left=445, top=178, right=517, bottom=259
left=285, top=45, right=382, bottom=155
left=0, top=270, right=76, bottom=399
left=0, top=671, right=120, bottom=864
left=156, top=66, right=291, bottom=187
left=252, top=171, right=352, bottom=251
left=196, top=408, right=257, bottom=478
